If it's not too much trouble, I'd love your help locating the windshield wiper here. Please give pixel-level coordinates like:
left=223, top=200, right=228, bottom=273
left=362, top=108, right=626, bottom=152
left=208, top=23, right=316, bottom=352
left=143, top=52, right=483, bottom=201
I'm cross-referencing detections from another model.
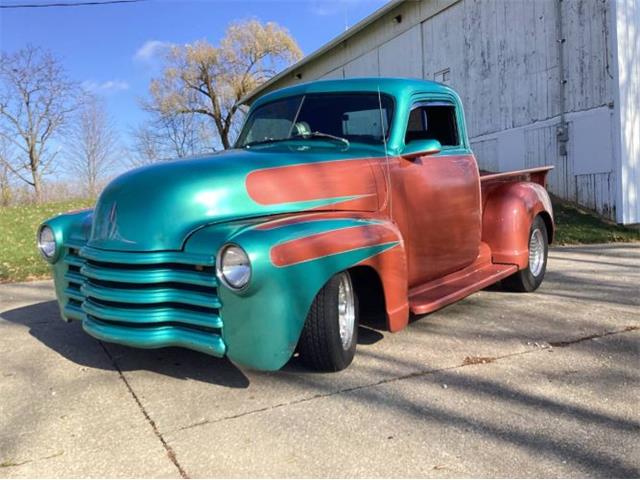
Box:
left=243, top=137, right=288, bottom=148
left=292, top=131, right=350, bottom=149
left=244, top=131, right=350, bottom=149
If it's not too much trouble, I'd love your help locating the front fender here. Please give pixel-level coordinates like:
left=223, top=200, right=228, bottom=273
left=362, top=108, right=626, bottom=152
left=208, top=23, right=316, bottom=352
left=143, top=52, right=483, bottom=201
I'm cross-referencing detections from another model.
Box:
left=185, top=213, right=406, bottom=370
left=41, top=209, right=93, bottom=320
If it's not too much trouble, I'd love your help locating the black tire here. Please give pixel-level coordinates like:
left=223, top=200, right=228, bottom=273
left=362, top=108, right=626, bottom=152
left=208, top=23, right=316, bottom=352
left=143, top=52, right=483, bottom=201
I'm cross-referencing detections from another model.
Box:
left=502, top=215, right=549, bottom=292
left=298, top=271, right=359, bottom=372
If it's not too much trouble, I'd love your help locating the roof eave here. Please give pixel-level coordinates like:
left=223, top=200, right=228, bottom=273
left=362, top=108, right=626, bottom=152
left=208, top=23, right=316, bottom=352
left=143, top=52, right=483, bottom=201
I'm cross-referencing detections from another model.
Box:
left=241, top=0, right=407, bottom=105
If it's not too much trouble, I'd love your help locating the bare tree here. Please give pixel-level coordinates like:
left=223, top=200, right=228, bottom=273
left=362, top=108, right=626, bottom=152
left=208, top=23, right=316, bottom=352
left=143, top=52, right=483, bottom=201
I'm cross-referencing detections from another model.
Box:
left=0, top=138, right=13, bottom=206
left=129, top=110, right=213, bottom=167
left=0, top=46, right=77, bottom=201
left=148, top=19, right=302, bottom=150
left=152, top=110, right=211, bottom=158
left=128, top=122, right=162, bottom=167
left=66, top=94, right=118, bottom=197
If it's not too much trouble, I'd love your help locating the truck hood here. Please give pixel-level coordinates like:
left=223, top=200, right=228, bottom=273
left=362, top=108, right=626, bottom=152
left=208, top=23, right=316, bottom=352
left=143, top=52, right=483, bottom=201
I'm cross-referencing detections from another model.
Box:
left=89, top=146, right=383, bottom=251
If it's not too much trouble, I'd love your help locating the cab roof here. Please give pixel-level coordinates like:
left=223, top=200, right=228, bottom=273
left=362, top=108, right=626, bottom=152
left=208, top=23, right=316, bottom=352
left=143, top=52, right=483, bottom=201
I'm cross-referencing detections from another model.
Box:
left=251, top=77, right=458, bottom=109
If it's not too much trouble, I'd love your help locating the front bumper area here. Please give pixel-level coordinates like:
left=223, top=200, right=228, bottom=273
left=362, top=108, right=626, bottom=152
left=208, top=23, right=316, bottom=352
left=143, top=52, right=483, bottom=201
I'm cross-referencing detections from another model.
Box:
left=59, top=242, right=226, bottom=357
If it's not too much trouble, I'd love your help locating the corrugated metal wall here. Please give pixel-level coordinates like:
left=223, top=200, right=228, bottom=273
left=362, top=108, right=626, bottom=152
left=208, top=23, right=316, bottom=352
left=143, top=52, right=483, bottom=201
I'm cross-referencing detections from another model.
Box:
left=262, top=0, right=634, bottom=222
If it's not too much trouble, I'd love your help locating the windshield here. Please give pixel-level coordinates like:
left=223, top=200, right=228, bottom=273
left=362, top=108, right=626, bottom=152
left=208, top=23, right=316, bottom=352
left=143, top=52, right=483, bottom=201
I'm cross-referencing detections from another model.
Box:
left=235, top=93, right=394, bottom=148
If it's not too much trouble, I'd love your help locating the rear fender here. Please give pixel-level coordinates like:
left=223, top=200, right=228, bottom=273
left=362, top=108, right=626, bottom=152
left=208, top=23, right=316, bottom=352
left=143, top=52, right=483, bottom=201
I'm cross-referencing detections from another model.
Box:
left=482, top=182, right=554, bottom=269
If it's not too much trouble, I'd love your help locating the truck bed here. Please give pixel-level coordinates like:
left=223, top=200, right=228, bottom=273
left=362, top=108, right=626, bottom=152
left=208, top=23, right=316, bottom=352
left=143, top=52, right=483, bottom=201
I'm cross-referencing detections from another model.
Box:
left=480, top=166, right=554, bottom=186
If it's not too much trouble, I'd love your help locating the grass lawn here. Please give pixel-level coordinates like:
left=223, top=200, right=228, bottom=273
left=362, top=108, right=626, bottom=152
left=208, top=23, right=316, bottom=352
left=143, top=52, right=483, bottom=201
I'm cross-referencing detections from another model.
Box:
left=551, top=196, right=640, bottom=245
left=0, top=196, right=638, bottom=283
left=0, top=199, right=93, bottom=283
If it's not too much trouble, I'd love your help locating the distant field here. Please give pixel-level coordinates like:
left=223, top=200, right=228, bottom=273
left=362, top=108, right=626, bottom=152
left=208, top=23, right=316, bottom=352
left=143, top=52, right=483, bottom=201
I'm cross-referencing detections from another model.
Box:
left=0, top=199, right=93, bottom=283
left=0, top=196, right=638, bottom=283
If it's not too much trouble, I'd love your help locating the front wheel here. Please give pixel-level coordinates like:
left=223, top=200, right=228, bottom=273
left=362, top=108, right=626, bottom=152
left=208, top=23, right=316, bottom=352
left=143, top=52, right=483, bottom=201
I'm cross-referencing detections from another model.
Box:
left=297, top=271, right=358, bottom=372
left=503, top=215, right=549, bottom=292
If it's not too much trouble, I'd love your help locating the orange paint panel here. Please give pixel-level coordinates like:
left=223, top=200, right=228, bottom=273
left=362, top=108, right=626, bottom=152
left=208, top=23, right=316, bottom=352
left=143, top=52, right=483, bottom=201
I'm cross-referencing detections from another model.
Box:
left=308, top=194, right=377, bottom=212
left=246, top=159, right=379, bottom=210
left=270, top=224, right=398, bottom=267
left=359, top=244, right=409, bottom=332
left=384, top=153, right=482, bottom=286
left=256, top=211, right=375, bottom=231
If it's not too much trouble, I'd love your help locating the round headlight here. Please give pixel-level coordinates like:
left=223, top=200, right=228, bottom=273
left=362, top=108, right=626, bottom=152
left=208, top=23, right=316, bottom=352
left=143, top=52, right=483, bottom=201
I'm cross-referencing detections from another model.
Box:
left=38, top=225, right=57, bottom=260
left=217, top=244, right=251, bottom=290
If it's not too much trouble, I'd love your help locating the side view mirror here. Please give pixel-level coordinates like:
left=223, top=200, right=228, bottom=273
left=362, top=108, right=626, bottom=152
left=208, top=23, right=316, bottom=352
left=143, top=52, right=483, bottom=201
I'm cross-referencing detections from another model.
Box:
left=401, top=139, right=442, bottom=160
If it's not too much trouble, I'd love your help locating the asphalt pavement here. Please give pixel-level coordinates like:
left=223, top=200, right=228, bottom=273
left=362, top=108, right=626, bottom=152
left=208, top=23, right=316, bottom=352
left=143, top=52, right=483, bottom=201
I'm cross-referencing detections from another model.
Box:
left=1, top=243, right=638, bottom=478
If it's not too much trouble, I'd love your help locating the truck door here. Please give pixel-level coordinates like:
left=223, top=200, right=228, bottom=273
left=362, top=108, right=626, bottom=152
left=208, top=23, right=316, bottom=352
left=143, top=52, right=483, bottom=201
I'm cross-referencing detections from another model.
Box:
left=392, top=100, right=481, bottom=287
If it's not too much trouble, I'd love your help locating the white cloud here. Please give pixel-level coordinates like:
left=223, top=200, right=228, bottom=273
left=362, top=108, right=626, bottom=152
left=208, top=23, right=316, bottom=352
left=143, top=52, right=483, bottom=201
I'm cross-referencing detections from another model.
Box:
left=82, top=80, right=130, bottom=93
left=134, top=40, right=171, bottom=62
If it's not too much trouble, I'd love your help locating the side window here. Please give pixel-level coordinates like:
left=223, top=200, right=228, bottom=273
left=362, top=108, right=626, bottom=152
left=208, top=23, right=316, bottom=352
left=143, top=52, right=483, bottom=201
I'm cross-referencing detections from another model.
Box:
left=405, top=104, right=459, bottom=147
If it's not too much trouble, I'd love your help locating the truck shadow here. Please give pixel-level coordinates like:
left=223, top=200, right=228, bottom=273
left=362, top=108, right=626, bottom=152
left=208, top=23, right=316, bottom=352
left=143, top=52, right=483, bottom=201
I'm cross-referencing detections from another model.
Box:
left=1, top=300, right=251, bottom=389
left=275, top=335, right=640, bottom=477
left=1, top=300, right=386, bottom=385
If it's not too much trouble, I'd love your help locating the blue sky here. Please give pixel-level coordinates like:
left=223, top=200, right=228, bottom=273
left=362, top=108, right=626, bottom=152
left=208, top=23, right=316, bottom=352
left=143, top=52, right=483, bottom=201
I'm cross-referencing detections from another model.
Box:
left=0, top=0, right=388, bottom=151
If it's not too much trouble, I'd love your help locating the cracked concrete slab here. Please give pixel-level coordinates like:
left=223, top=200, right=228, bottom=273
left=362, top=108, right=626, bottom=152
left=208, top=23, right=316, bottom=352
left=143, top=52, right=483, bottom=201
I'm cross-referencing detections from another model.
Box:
left=165, top=331, right=639, bottom=478
left=0, top=284, right=183, bottom=478
left=0, top=243, right=638, bottom=477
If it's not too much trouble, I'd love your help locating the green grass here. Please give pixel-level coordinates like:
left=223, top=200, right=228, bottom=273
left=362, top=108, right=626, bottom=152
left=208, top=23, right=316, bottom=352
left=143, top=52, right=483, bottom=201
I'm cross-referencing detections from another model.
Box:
left=0, top=199, right=93, bottom=283
left=0, top=196, right=638, bottom=283
left=552, top=196, right=640, bottom=245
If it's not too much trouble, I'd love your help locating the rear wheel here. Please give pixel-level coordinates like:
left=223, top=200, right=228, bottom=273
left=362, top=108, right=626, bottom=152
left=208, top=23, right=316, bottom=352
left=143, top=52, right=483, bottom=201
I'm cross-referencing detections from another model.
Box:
left=298, top=271, right=358, bottom=372
left=503, top=215, right=548, bottom=292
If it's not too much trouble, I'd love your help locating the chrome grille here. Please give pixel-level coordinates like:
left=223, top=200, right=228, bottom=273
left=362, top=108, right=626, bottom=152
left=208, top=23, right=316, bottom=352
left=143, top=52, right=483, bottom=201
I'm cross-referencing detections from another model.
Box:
left=61, top=243, right=224, bottom=356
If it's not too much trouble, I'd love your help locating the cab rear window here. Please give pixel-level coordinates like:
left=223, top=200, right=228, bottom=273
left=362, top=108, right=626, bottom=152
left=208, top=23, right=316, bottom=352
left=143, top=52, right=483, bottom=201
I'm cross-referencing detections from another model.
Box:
left=406, top=104, right=459, bottom=147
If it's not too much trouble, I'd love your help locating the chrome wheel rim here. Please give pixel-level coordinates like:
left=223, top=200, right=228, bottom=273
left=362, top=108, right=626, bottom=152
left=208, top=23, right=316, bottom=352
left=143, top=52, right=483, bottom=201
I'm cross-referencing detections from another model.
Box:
left=337, top=273, right=356, bottom=350
left=529, top=228, right=545, bottom=277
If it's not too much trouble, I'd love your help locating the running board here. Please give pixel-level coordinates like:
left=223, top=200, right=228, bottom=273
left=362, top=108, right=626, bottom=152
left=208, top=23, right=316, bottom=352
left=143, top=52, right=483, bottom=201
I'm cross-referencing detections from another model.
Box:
left=409, top=262, right=518, bottom=315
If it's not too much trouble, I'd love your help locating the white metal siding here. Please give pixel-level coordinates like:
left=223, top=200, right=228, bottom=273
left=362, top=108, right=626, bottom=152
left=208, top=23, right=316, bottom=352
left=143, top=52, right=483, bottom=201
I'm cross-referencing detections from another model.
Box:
left=321, top=68, right=345, bottom=80
left=378, top=26, right=424, bottom=78
left=344, top=49, right=380, bottom=77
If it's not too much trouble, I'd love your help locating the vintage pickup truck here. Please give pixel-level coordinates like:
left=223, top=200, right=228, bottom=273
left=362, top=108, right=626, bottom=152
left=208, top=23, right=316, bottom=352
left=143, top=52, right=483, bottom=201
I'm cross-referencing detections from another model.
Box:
left=38, top=78, right=554, bottom=372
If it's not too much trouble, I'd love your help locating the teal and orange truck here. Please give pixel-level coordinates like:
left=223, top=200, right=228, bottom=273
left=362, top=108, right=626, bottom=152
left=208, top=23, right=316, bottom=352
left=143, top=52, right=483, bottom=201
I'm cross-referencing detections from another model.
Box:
left=38, top=78, right=554, bottom=372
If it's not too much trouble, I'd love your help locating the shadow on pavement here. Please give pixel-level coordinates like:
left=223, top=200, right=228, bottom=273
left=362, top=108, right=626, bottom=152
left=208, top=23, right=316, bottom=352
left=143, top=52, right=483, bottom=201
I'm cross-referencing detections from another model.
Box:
left=1, top=300, right=387, bottom=385
left=278, top=337, right=640, bottom=477
left=551, top=243, right=640, bottom=259
left=1, top=300, right=251, bottom=389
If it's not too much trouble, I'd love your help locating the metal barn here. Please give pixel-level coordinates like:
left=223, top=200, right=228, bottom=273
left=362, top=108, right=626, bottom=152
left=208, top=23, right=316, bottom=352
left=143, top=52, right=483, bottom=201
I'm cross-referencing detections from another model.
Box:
left=245, top=0, right=640, bottom=225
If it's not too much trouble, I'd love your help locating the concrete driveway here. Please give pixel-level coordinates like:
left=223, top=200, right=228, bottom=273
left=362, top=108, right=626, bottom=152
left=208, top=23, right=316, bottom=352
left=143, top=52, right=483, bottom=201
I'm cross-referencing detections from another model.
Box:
left=1, top=243, right=638, bottom=478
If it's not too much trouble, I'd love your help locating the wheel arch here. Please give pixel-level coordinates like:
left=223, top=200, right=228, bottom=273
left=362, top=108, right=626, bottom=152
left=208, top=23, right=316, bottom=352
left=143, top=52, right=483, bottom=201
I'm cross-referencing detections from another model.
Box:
left=538, top=210, right=554, bottom=244
left=262, top=214, right=410, bottom=333
left=482, top=181, right=554, bottom=269
left=348, top=265, right=387, bottom=329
